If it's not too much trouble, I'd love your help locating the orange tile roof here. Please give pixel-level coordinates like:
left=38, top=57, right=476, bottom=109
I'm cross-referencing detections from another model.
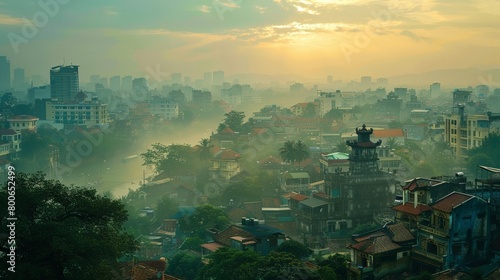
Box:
left=432, top=192, right=474, bottom=213
left=201, top=242, right=225, bottom=252
left=372, top=129, right=404, bottom=138
left=219, top=127, right=234, bottom=134
left=290, top=193, right=308, bottom=201
left=213, top=149, right=241, bottom=160
left=392, top=203, right=432, bottom=215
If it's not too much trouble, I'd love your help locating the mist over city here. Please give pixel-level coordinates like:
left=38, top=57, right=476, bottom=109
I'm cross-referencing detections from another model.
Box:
left=1, top=1, right=500, bottom=279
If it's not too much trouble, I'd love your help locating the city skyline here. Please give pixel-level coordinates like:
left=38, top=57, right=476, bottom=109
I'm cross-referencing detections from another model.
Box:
left=0, top=0, right=498, bottom=83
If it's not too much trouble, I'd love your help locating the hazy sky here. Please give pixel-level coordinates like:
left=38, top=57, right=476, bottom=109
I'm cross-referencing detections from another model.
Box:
left=0, top=0, right=499, bottom=82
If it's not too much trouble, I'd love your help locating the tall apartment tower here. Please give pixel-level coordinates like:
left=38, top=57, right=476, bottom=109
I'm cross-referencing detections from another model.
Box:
left=0, top=56, right=11, bottom=91
left=430, top=82, right=441, bottom=99
left=50, top=65, right=79, bottom=102
left=213, top=70, right=224, bottom=86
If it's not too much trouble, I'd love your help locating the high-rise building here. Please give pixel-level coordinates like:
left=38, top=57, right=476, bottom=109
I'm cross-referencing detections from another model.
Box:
left=360, top=76, right=371, bottom=88
left=50, top=65, right=79, bottom=102
left=452, top=89, right=471, bottom=105
left=203, top=72, right=213, bottom=88
left=110, top=76, right=121, bottom=91
left=13, top=68, right=26, bottom=91
left=213, top=70, right=224, bottom=86
left=132, top=78, right=148, bottom=96
left=184, top=76, right=191, bottom=86
left=99, top=77, right=108, bottom=88
left=0, top=56, right=11, bottom=91
left=121, top=76, right=132, bottom=91
left=376, top=78, right=388, bottom=87
left=430, top=82, right=441, bottom=99
left=171, top=73, right=182, bottom=85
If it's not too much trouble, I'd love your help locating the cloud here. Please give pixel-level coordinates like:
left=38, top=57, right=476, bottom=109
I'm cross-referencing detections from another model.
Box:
left=255, top=6, right=268, bottom=14
left=199, top=5, right=211, bottom=13
left=0, top=14, right=28, bottom=25
left=400, top=30, right=431, bottom=43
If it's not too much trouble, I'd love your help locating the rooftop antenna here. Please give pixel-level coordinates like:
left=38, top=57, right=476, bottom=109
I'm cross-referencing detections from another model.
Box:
left=63, top=58, right=65, bottom=66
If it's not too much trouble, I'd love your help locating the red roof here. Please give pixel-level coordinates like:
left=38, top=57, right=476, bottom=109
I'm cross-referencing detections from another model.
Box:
left=213, top=149, right=241, bottom=160
left=219, top=127, right=234, bottom=134
left=432, top=192, right=473, bottom=213
left=290, top=193, right=308, bottom=202
left=373, top=129, right=404, bottom=138
left=392, top=203, right=432, bottom=215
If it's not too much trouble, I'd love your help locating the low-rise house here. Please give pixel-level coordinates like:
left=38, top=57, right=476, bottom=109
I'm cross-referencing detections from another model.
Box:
left=348, top=223, right=415, bottom=280
left=209, top=149, right=241, bottom=181
left=392, top=176, right=466, bottom=231
left=282, top=172, right=310, bottom=192
left=201, top=218, right=286, bottom=257
left=412, top=192, right=489, bottom=273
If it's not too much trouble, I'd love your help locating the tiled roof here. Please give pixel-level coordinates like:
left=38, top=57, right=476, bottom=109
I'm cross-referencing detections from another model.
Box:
left=386, top=223, right=415, bottom=243
left=289, top=193, right=308, bottom=202
left=214, top=225, right=253, bottom=247
left=201, top=242, right=225, bottom=252
left=0, top=129, right=18, bottom=136
left=351, top=235, right=401, bottom=254
left=432, top=192, right=474, bottom=213
left=262, top=197, right=282, bottom=208
left=259, top=155, right=282, bottom=168
left=402, top=178, right=445, bottom=191
left=213, top=149, right=241, bottom=160
left=372, top=129, right=404, bottom=138
left=392, top=203, right=432, bottom=215
left=8, top=115, right=38, bottom=120
left=219, top=127, right=234, bottom=134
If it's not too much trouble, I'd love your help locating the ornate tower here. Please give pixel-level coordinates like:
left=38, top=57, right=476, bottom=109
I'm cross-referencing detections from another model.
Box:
left=346, top=124, right=382, bottom=174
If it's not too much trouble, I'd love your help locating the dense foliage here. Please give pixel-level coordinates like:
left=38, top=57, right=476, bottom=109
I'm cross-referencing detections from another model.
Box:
left=0, top=172, right=136, bottom=280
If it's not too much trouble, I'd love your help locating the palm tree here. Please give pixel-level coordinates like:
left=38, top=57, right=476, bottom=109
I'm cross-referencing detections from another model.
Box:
left=198, top=138, right=213, bottom=162
left=279, top=140, right=296, bottom=164
left=294, top=140, right=309, bottom=169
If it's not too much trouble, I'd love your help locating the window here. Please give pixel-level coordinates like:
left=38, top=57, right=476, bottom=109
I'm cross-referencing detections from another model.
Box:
left=427, top=241, right=438, bottom=255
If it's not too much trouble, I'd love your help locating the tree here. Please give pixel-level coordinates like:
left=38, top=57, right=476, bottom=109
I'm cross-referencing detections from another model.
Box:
left=179, top=237, right=205, bottom=251
left=0, top=172, right=136, bottom=280
left=275, top=240, right=312, bottom=259
left=141, top=143, right=194, bottom=177
left=196, top=247, right=260, bottom=280
left=467, top=134, right=500, bottom=172
left=317, top=253, right=349, bottom=280
left=279, top=140, right=296, bottom=164
left=217, top=110, right=245, bottom=132
left=0, top=92, right=16, bottom=108
left=155, top=195, right=178, bottom=221
left=294, top=140, right=310, bottom=168
left=302, top=103, right=317, bottom=118
left=323, top=109, right=343, bottom=120
left=335, top=142, right=350, bottom=153
left=179, top=204, right=231, bottom=238
left=384, top=137, right=401, bottom=149
left=167, top=250, right=204, bottom=280
left=198, top=138, right=213, bottom=162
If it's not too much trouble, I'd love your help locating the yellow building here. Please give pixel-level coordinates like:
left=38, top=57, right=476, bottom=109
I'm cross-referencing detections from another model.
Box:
left=444, top=106, right=497, bottom=159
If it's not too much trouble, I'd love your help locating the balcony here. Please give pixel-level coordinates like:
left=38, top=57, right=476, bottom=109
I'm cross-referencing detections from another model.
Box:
left=413, top=248, right=443, bottom=263
left=418, top=224, right=448, bottom=238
